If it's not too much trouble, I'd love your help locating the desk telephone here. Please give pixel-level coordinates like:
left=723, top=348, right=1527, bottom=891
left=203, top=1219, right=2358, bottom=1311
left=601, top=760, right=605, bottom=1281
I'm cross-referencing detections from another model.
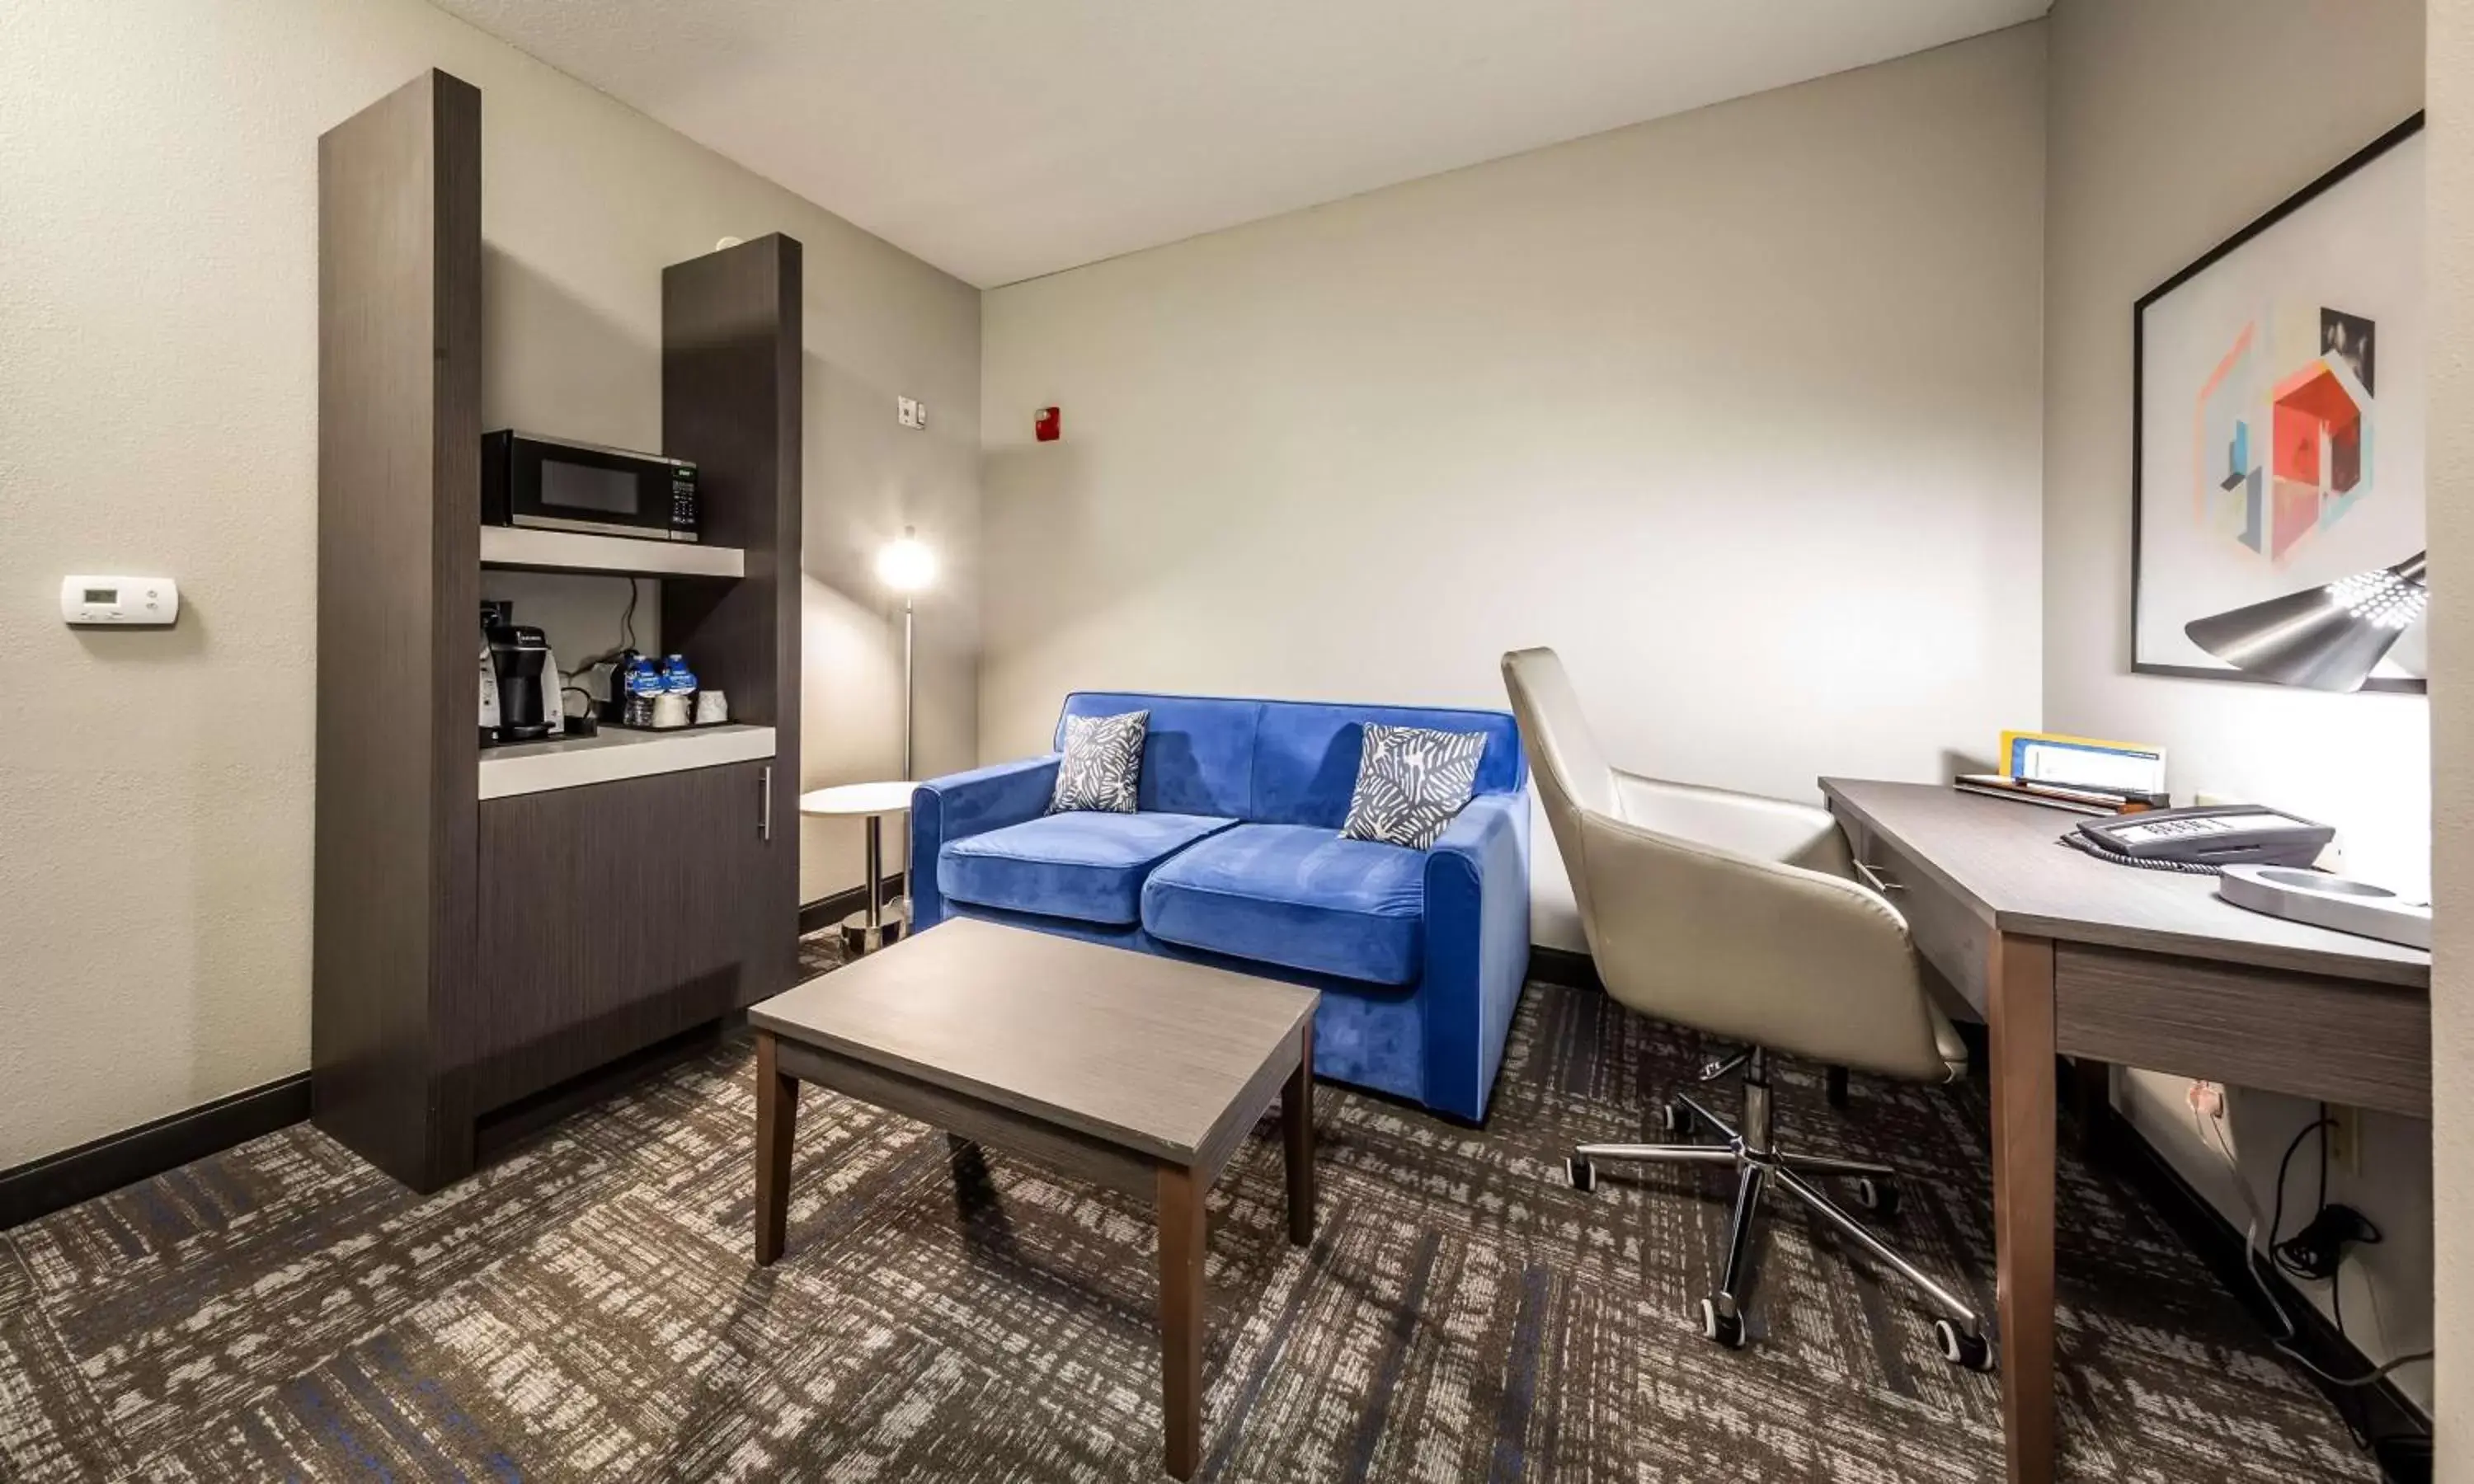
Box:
left=2064, top=805, right=2333, bottom=875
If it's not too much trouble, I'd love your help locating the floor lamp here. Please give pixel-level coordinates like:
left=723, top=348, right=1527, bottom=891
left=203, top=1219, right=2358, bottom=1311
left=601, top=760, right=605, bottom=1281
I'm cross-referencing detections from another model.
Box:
left=876, top=526, right=938, bottom=925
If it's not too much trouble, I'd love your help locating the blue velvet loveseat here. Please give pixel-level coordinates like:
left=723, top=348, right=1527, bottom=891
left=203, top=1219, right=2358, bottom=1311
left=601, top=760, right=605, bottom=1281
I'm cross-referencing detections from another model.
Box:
left=910, top=692, right=1533, bottom=1122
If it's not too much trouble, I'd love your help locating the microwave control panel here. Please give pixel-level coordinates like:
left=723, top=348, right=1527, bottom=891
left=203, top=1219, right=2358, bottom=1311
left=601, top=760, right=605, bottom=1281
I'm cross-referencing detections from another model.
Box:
left=61, top=575, right=180, bottom=627
left=670, top=471, right=700, bottom=540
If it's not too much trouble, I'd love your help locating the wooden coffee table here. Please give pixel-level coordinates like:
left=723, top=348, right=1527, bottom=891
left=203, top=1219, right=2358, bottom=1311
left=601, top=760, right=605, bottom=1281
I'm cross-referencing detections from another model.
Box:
left=747, top=917, right=1320, bottom=1480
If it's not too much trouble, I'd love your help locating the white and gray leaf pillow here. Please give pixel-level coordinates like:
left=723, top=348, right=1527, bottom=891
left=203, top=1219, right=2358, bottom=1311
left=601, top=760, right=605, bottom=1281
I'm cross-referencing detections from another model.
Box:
left=1339, top=723, right=1489, bottom=849
left=1049, top=710, right=1149, bottom=814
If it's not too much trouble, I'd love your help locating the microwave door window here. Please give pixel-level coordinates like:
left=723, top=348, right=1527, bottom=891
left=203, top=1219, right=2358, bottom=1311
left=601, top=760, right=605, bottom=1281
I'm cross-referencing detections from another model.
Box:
left=541, top=458, right=641, bottom=516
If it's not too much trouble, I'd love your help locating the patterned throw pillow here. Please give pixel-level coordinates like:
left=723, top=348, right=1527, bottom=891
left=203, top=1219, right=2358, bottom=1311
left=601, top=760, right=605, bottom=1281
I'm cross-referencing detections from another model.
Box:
left=1339, top=724, right=1490, bottom=849
left=1049, top=710, right=1149, bottom=814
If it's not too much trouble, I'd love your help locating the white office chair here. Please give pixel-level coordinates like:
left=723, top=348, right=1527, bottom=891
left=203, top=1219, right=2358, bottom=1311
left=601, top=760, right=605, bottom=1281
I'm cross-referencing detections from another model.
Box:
left=1502, top=646, right=1992, bottom=1371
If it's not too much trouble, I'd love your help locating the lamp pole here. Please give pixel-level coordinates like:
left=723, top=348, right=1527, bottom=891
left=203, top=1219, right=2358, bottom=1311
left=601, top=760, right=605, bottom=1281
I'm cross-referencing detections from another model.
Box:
left=875, top=524, right=935, bottom=937
left=902, top=594, right=915, bottom=782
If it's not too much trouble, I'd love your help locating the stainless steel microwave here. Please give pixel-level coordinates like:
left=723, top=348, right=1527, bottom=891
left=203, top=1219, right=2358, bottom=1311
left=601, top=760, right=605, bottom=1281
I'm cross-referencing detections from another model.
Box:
left=482, top=430, right=698, bottom=542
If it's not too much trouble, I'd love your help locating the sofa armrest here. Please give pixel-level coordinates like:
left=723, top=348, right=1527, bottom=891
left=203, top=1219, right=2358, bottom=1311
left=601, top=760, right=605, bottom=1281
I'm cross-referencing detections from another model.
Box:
left=910, top=755, right=1061, bottom=931
left=1419, top=791, right=1533, bottom=1121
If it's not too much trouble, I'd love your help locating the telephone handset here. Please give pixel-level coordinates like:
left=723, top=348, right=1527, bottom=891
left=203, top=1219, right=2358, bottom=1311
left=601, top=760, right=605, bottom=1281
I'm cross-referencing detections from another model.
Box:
left=2064, top=805, right=2333, bottom=875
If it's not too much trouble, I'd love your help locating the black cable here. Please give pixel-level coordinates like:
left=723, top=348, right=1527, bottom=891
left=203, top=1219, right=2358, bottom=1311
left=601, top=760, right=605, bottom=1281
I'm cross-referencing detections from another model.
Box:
left=2320, top=1105, right=2344, bottom=1342
left=2057, top=831, right=2222, bottom=874
left=2244, top=1113, right=2429, bottom=1405
left=2265, top=1116, right=2328, bottom=1265
left=561, top=579, right=648, bottom=706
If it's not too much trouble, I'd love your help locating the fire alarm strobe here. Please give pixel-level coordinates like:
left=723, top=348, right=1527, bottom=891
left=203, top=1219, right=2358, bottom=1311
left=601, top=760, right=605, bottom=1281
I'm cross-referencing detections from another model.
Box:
left=1035, top=406, right=1061, bottom=443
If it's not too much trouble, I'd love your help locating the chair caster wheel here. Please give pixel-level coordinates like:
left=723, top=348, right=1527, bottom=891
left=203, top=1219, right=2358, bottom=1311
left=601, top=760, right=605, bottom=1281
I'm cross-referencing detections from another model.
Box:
left=1566, top=1156, right=1596, bottom=1193
left=1659, top=1099, right=1698, bottom=1137
left=1853, top=1176, right=1899, bottom=1218
left=1935, top=1317, right=1996, bottom=1373
left=1700, top=1296, right=1748, bottom=1349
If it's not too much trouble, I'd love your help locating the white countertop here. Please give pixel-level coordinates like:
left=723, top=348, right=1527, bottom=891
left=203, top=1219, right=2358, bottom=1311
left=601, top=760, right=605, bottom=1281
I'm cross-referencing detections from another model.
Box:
left=479, top=723, right=778, bottom=799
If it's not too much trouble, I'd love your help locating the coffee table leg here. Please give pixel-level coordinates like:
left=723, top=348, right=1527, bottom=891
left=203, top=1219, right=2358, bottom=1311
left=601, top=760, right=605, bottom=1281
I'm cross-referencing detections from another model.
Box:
left=755, top=1031, right=798, bottom=1266
left=1157, top=1164, right=1206, bottom=1481
left=1283, top=1021, right=1315, bottom=1247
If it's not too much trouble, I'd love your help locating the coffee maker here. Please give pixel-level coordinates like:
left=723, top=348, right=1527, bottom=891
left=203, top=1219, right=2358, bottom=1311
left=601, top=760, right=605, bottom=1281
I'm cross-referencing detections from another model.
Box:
left=482, top=622, right=562, bottom=743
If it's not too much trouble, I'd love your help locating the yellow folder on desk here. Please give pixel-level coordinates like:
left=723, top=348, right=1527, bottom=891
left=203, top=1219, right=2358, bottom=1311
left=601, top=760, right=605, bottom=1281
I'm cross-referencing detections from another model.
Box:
left=1996, top=730, right=2166, bottom=795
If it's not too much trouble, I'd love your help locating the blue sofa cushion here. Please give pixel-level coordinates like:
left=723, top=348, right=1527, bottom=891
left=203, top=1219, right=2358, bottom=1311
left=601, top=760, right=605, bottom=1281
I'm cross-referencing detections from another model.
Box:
left=1249, top=702, right=1526, bottom=829
left=1059, top=693, right=1259, bottom=818
left=1141, top=824, right=1427, bottom=986
left=940, top=811, right=1237, bottom=927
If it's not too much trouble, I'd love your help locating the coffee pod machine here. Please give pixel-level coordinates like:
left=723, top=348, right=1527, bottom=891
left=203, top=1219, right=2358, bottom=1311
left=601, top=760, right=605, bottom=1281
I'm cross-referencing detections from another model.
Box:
left=481, top=622, right=562, bottom=744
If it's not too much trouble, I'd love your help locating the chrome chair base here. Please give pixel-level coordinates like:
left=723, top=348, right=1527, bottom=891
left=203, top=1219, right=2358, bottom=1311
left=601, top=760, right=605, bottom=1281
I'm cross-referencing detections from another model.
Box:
left=1566, top=1048, right=1995, bottom=1373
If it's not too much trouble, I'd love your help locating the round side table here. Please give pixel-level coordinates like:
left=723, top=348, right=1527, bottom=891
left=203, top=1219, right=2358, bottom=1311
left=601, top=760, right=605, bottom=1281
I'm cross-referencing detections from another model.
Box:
left=798, top=781, right=916, bottom=956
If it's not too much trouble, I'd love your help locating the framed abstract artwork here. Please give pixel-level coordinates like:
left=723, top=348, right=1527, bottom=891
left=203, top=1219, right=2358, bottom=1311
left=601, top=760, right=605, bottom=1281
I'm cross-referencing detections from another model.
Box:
left=2132, top=114, right=2426, bottom=693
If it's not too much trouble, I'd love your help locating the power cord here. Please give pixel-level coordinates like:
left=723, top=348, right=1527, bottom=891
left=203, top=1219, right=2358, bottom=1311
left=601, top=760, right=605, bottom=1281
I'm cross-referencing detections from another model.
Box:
left=2268, top=1115, right=2381, bottom=1284
left=560, top=579, right=647, bottom=709
left=2191, top=1098, right=2431, bottom=1446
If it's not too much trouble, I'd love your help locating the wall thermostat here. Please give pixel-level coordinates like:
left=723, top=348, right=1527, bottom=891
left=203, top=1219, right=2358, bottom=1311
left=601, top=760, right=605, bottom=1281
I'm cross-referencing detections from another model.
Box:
left=61, top=575, right=179, bottom=627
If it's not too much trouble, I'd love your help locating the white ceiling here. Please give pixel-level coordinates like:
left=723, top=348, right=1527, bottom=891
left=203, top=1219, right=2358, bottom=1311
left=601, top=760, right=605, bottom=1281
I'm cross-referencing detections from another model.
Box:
left=434, top=0, right=2049, bottom=289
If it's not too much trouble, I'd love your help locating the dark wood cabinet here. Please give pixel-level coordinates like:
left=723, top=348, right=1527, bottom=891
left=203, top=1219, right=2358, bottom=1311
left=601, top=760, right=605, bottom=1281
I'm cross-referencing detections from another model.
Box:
left=315, top=71, right=802, bottom=1192
left=462, top=761, right=788, bottom=1115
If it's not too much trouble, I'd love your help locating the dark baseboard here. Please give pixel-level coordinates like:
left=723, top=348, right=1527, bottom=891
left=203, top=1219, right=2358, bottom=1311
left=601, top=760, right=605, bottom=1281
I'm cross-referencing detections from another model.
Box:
left=2086, top=1102, right=2430, bottom=1476
left=4, top=899, right=890, bottom=1231
left=799, top=871, right=907, bottom=936
left=0, top=1073, right=311, bottom=1232
left=1527, top=943, right=1601, bottom=993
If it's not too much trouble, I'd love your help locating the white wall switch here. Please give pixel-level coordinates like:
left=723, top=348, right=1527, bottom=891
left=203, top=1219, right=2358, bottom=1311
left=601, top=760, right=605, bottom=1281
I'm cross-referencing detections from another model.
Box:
left=896, top=395, right=928, bottom=430
left=912, top=398, right=928, bottom=430
left=61, top=575, right=179, bottom=626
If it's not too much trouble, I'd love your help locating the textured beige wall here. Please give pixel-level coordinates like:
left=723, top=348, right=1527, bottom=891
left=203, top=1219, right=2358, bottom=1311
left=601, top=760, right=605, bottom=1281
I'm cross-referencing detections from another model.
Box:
left=2427, top=0, right=2472, bottom=1465
left=978, top=27, right=2048, bottom=948
left=2043, top=0, right=2432, bottom=1406
left=0, top=0, right=979, bottom=1168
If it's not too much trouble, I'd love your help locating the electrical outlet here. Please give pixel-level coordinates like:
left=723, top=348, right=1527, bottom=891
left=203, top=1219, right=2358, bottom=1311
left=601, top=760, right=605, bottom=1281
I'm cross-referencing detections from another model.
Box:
left=2325, top=1104, right=2362, bottom=1175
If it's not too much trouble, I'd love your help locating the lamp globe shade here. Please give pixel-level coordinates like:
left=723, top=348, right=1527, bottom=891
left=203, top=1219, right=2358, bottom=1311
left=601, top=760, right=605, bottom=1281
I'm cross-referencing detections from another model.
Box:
left=877, top=527, right=938, bottom=594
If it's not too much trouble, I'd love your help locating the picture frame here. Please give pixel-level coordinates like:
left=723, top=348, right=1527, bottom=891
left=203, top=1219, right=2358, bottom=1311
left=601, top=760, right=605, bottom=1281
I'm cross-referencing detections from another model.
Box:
left=2131, top=113, right=2426, bottom=693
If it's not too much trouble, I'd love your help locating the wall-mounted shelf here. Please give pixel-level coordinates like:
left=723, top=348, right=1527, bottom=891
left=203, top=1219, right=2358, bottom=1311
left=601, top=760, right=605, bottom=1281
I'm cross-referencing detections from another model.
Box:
left=479, top=722, right=777, bottom=799
left=480, top=525, right=745, bottom=578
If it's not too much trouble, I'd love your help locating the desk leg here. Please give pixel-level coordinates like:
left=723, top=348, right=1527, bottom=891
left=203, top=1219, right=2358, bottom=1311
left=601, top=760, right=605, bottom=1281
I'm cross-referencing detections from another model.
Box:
left=2067, top=1057, right=2114, bottom=1155
left=1990, top=933, right=2056, bottom=1484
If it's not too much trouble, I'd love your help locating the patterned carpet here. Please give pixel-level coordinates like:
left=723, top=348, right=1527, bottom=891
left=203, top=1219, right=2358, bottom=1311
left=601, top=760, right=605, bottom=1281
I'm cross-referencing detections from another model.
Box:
left=0, top=930, right=2376, bottom=1482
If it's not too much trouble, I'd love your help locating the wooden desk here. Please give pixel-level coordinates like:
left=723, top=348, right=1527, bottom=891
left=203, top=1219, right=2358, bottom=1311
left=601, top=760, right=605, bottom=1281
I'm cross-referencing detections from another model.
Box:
left=1819, top=779, right=2429, bottom=1484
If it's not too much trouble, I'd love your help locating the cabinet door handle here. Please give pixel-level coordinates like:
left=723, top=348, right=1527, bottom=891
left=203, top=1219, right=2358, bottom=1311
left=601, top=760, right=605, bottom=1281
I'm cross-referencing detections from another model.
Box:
left=760, top=764, right=773, bottom=842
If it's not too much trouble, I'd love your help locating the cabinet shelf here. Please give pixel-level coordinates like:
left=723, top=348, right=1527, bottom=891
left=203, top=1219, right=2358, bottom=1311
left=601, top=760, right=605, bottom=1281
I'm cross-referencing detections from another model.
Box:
left=480, top=525, right=744, bottom=578
left=479, top=722, right=776, bottom=799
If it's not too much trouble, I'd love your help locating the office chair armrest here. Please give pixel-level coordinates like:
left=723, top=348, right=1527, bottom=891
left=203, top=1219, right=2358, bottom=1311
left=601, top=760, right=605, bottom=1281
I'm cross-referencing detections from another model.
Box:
left=1611, top=769, right=1855, bottom=876
left=1578, top=807, right=1952, bottom=1082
